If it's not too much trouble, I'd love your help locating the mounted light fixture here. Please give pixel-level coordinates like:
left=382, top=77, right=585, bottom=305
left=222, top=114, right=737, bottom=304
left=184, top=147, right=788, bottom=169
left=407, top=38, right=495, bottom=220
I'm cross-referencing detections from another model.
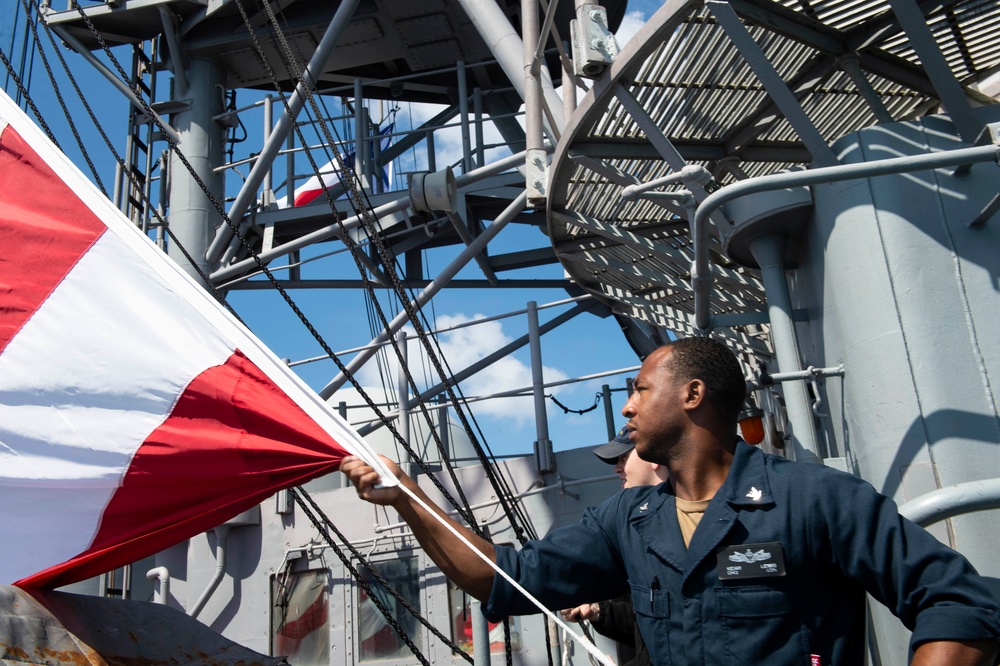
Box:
left=738, top=398, right=765, bottom=445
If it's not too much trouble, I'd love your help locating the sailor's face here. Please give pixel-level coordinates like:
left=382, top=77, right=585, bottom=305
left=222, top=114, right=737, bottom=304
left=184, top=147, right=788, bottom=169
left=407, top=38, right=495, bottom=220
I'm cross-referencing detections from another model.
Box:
left=616, top=447, right=661, bottom=488
left=613, top=449, right=631, bottom=486
left=622, top=347, right=684, bottom=463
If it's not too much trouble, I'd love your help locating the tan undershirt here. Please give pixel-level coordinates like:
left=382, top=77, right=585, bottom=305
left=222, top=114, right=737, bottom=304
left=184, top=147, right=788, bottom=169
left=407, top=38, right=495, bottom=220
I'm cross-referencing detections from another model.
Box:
left=675, top=497, right=712, bottom=547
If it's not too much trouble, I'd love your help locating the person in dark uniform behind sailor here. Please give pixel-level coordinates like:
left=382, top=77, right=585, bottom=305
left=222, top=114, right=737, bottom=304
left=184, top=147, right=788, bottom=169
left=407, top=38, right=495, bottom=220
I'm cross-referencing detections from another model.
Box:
left=561, top=426, right=667, bottom=666
left=342, top=337, right=1000, bottom=666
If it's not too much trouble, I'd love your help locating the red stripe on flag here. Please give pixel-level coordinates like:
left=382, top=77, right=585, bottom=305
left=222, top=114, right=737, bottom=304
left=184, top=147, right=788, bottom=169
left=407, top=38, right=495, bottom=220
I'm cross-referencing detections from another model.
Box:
left=293, top=188, right=324, bottom=207
left=0, top=125, right=106, bottom=353
left=17, top=349, right=351, bottom=589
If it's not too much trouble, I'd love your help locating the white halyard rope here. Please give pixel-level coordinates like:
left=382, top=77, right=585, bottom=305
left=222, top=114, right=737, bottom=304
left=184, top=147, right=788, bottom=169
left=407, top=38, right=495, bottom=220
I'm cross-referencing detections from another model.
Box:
left=398, top=483, right=618, bottom=666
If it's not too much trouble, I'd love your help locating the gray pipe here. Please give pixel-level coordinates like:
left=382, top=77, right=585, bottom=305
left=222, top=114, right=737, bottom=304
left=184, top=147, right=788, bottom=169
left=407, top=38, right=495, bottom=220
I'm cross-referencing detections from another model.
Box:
left=158, top=6, right=188, bottom=96
left=522, top=0, right=543, bottom=153
left=562, top=40, right=577, bottom=120
left=899, top=478, right=1000, bottom=527
left=621, top=164, right=712, bottom=199
left=691, top=141, right=1000, bottom=330
left=458, top=62, right=473, bottom=172
left=455, top=0, right=564, bottom=135
left=528, top=300, right=553, bottom=472
left=396, top=330, right=412, bottom=476
left=205, top=0, right=361, bottom=265
left=471, top=599, right=490, bottom=666
left=355, top=78, right=365, bottom=184
left=263, top=96, right=273, bottom=195
left=190, top=525, right=229, bottom=618
left=749, top=234, right=821, bottom=463
left=602, top=384, right=615, bottom=440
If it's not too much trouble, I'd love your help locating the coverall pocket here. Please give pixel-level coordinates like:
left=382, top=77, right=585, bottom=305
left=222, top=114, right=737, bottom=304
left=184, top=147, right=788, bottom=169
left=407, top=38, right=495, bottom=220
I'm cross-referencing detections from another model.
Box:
left=630, top=582, right=671, bottom=665
left=716, top=586, right=809, bottom=664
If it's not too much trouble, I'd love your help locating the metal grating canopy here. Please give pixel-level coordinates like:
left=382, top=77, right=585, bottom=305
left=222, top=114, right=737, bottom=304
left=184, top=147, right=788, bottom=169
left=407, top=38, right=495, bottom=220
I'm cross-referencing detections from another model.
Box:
left=548, top=0, right=1000, bottom=357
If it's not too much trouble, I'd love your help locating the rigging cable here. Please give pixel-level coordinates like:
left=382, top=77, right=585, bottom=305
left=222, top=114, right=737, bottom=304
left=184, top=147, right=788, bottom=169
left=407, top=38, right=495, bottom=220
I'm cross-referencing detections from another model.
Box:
left=258, top=1, right=535, bottom=531
left=3, top=0, right=23, bottom=93
left=18, top=0, right=106, bottom=194
left=21, top=16, right=446, bottom=652
left=12, top=5, right=245, bottom=324
left=23, top=5, right=554, bottom=662
left=549, top=392, right=601, bottom=415
left=240, top=6, right=542, bottom=660
left=61, top=0, right=449, bottom=509
left=231, top=0, right=480, bottom=523
left=15, top=10, right=482, bottom=663
left=253, top=0, right=545, bottom=578
left=0, top=46, right=58, bottom=147
left=290, top=487, right=475, bottom=664
left=55, top=6, right=472, bottom=539
left=13, top=0, right=37, bottom=108
left=288, top=489, right=435, bottom=666
left=247, top=0, right=491, bottom=533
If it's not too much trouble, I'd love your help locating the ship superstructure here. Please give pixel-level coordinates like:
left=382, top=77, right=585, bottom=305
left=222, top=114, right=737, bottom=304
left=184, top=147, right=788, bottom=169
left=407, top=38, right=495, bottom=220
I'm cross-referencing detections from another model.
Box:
left=2, top=0, right=1000, bottom=663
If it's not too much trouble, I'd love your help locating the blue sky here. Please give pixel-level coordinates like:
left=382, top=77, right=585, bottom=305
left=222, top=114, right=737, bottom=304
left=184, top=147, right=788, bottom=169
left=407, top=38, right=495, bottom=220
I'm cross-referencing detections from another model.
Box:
left=2, top=1, right=662, bottom=459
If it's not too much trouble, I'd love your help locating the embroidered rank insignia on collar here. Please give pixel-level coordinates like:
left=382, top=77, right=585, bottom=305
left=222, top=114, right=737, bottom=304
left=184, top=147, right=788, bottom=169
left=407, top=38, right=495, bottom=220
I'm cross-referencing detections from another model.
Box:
left=746, top=486, right=763, bottom=501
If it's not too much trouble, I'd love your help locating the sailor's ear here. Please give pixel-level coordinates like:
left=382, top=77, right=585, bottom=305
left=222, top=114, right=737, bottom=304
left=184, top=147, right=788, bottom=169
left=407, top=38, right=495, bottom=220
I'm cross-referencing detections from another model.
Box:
left=681, top=379, right=706, bottom=410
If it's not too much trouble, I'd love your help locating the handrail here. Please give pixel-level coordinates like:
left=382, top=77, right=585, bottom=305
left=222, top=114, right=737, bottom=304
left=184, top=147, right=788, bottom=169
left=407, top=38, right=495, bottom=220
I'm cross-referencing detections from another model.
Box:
left=899, top=478, right=1000, bottom=527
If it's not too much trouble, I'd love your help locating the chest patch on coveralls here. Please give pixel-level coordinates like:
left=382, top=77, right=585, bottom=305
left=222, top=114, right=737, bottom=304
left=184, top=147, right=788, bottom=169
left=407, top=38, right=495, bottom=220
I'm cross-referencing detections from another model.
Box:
left=716, top=542, right=787, bottom=579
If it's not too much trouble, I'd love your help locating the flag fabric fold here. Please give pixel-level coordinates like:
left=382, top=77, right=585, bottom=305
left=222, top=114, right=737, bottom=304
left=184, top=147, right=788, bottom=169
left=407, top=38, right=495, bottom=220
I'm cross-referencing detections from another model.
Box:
left=0, top=89, right=395, bottom=589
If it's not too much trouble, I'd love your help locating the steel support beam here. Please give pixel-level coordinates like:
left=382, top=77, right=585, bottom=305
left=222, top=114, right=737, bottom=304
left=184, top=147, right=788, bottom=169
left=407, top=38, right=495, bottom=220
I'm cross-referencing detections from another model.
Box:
left=707, top=0, right=838, bottom=167
left=205, top=0, right=361, bottom=265
left=886, top=0, right=982, bottom=144
left=749, top=233, right=821, bottom=463
left=319, top=193, right=528, bottom=398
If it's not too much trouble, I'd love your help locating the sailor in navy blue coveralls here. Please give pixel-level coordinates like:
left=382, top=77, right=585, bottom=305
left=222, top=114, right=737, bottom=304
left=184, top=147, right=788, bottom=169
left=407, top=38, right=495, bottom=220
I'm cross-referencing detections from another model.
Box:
left=484, top=440, right=1000, bottom=665
left=343, top=337, right=1000, bottom=666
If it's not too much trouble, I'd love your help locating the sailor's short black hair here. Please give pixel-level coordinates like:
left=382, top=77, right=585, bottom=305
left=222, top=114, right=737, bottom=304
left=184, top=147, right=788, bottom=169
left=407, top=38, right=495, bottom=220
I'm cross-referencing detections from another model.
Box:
left=661, top=337, right=746, bottom=425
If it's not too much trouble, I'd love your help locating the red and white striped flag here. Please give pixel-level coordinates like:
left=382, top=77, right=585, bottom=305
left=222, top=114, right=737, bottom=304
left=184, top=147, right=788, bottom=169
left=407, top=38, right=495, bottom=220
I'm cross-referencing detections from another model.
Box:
left=0, top=90, right=394, bottom=589
left=277, top=123, right=394, bottom=208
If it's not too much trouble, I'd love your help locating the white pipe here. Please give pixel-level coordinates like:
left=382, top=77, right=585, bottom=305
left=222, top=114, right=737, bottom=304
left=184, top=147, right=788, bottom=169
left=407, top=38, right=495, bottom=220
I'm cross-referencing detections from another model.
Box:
left=146, top=566, right=171, bottom=605
left=189, top=525, right=230, bottom=618
left=899, top=478, right=1000, bottom=527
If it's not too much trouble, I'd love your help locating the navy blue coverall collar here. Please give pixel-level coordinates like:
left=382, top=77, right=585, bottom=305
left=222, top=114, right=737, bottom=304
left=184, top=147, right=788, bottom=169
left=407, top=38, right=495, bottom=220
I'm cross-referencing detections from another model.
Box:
left=631, top=441, right=775, bottom=584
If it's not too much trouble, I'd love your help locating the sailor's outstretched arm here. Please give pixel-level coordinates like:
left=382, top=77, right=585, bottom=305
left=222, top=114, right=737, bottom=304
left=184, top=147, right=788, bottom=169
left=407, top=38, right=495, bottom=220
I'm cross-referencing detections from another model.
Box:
left=341, top=455, right=497, bottom=602
left=911, top=639, right=998, bottom=666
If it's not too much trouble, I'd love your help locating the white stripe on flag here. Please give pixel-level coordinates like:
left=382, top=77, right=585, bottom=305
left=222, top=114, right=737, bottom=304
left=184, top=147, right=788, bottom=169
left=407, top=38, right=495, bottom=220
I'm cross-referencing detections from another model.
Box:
left=0, top=231, right=234, bottom=582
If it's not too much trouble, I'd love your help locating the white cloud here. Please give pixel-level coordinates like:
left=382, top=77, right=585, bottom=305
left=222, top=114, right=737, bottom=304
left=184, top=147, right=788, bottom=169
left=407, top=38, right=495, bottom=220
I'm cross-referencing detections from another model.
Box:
left=341, top=313, right=568, bottom=427
left=402, top=102, right=512, bottom=176
left=615, top=10, right=648, bottom=48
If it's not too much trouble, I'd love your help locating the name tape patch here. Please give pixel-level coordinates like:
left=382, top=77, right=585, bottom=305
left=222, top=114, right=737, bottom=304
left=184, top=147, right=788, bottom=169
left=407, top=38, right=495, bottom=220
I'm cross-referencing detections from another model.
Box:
left=717, top=542, right=786, bottom=580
